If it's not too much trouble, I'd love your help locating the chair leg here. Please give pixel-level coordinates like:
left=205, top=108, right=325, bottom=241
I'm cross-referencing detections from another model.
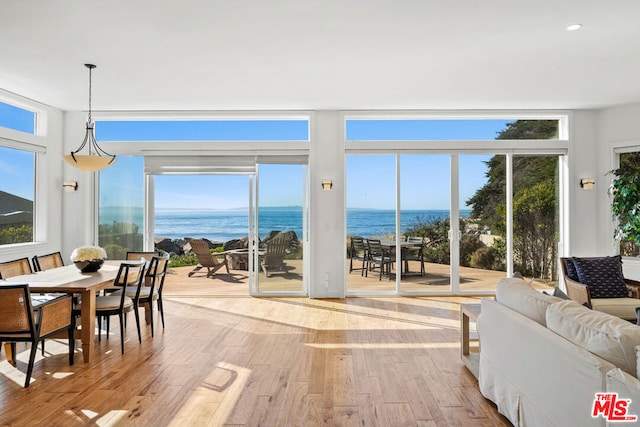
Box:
left=107, top=316, right=111, bottom=340
left=118, top=313, right=125, bottom=354
left=97, top=316, right=102, bottom=341
left=133, top=303, right=142, bottom=343
left=25, top=341, right=39, bottom=387
left=147, top=302, right=154, bottom=338
left=7, top=342, right=17, bottom=367
left=158, top=297, right=165, bottom=329
left=68, top=326, right=75, bottom=366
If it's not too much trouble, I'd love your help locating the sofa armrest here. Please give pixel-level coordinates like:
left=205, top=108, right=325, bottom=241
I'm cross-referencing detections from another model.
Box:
left=624, top=278, right=640, bottom=299
left=565, top=277, right=591, bottom=306
left=606, top=368, right=640, bottom=422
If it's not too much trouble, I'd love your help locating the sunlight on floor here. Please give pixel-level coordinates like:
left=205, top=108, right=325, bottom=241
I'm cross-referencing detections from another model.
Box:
left=306, top=342, right=459, bottom=349
left=169, top=362, right=252, bottom=426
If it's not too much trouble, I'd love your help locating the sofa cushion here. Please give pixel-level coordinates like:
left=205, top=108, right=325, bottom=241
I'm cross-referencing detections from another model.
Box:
left=572, top=256, right=628, bottom=298
left=546, top=300, right=640, bottom=377
left=496, top=277, right=562, bottom=326
left=590, top=298, right=639, bottom=321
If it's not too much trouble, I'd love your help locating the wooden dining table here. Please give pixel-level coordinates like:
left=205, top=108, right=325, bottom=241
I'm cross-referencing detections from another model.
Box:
left=1, top=261, right=122, bottom=363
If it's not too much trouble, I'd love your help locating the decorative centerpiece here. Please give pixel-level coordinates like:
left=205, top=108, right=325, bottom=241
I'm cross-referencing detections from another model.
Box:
left=70, top=246, right=107, bottom=273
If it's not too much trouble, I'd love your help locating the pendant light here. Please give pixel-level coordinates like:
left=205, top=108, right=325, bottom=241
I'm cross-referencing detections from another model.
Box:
left=63, top=63, right=116, bottom=171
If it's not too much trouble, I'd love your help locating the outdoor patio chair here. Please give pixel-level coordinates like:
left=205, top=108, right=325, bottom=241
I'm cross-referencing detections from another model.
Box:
left=32, top=251, right=64, bottom=272
left=403, top=236, right=426, bottom=276
left=349, top=236, right=367, bottom=275
left=260, top=236, right=289, bottom=277
left=0, top=285, right=75, bottom=387
left=365, top=239, right=395, bottom=280
left=188, top=239, right=230, bottom=278
left=0, top=257, right=33, bottom=279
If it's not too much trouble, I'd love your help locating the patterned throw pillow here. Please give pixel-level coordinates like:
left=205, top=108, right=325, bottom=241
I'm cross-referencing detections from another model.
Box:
left=563, top=258, right=579, bottom=281
left=572, top=256, right=629, bottom=299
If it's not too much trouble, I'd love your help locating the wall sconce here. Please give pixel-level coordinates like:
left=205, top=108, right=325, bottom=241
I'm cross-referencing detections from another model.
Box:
left=321, top=179, right=333, bottom=191
left=63, top=181, right=78, bottom=192
left=580, top=178, right=595, bottom=190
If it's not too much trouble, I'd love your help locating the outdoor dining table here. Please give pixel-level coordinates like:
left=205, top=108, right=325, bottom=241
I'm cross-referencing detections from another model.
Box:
left=379, top=240, right=423, bottom=276
left=1, top=260, right=122, bottom=363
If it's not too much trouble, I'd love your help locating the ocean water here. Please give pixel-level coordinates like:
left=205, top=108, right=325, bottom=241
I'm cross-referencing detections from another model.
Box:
left=100, top=206, right=470, bottom=242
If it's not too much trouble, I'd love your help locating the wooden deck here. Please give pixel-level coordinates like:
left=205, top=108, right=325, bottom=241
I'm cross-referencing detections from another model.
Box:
left=163, top=259, right=552, bottom=296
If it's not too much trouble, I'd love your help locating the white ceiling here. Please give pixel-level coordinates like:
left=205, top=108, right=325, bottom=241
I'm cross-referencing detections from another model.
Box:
left=1, top=0, right=640, bottom=112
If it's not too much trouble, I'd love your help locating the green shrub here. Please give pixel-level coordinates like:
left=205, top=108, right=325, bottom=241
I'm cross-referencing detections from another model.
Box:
left=169, top=254, right=198, bottom=267
left=0, top=224, right=32, bottom=244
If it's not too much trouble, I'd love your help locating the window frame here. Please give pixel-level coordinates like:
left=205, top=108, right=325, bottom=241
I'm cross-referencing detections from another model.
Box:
left=342, top=110, right=570, bottom=296
left=611, top=141, right=640, bottom=258
left=0, top=93, right=48, bottom=250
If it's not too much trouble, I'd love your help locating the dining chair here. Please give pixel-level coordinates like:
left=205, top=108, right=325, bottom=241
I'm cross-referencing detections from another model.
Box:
left=365, top=239, right=395, bottom=280
left=126, top=251, right=160, bottom=261
left=0, top=285, right=75, bottom=387
left=110, top=253, right=170, bottom=338
left=32, top=251, right=65, bottom=272
left=404, top=236, right=426, bottom=276
left=0, top=257, right=33, bottom=279
left=349, top=236, right=367, bottom=275
left=95, top=259, right=146, bottom=354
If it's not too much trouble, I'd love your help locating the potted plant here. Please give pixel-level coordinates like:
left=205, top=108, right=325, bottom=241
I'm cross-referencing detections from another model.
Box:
left=609, top=163, right=640, bottom=255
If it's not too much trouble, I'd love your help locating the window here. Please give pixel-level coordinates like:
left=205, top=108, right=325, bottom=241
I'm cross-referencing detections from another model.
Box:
left=346, top=119, right=560, bottom=141
left=617, top=151, right=640, bottom=257
left=96, top=120, right=309, bottom=141
left=0, top=146, right=35, bottom=245
left=98, top=157, right=144, bottom=258
left=0, top=99, right=39, bottom=247
left=345, top=116, right=566, bottom=294
left=0, top=101, right=36, bottom=134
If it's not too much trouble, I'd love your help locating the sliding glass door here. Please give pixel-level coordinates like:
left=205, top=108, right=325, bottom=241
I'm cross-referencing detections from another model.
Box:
left=251, top=163, right=308, bottom=295
left=399, top=154, right=452, bottom=292
left=346, top=155, right=397, bottom=293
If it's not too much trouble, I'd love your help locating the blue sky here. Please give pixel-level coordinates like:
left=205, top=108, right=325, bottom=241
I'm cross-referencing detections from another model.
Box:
left=1, top=102, right=505, bottom=210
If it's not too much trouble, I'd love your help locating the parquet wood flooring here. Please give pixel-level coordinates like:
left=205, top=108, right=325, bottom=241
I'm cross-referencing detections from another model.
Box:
left=0, top=296, right=510, bottom=426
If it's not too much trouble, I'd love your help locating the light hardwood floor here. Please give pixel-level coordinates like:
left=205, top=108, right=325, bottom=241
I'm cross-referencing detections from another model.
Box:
left=0, top=295, right=510, bottom=426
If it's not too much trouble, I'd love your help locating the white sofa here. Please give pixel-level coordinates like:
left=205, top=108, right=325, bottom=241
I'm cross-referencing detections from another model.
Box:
left=478, top=278, right=640, bottom=426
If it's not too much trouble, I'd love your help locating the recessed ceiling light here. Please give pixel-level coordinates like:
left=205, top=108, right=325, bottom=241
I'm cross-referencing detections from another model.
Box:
left=566, top=23, right=583, bottom=31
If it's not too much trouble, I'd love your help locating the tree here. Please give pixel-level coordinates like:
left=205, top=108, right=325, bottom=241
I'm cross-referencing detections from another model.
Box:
left=466, top=120, right=559, bottom=280
left=609, top=152, right=640, bottom=256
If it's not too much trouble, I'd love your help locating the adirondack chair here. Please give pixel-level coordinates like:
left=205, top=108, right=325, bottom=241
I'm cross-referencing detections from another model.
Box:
left=188, top=239, right=230, bottom=278
left=260, top=236, right=289, bottom=277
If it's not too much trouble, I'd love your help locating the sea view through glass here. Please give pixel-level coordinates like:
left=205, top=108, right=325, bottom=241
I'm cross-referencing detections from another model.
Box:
left=99, top=206, right=470, bottom=242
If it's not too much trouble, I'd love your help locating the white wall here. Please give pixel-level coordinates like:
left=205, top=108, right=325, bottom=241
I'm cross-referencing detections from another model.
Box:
left=567, top=111, right=600, bottom=255
left=309, top=111, right=345, bottom=297
left=595, top=101, right=640, bottom=280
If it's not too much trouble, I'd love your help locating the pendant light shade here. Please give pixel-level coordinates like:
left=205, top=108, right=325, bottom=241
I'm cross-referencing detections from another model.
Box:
left=63, top=64, right=116, bottom=171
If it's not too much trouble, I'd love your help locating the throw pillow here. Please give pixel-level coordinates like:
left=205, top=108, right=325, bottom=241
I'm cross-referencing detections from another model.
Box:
left=563, top=258, right=579, bottom=281
left=572, top=256, right=628, bottom=299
